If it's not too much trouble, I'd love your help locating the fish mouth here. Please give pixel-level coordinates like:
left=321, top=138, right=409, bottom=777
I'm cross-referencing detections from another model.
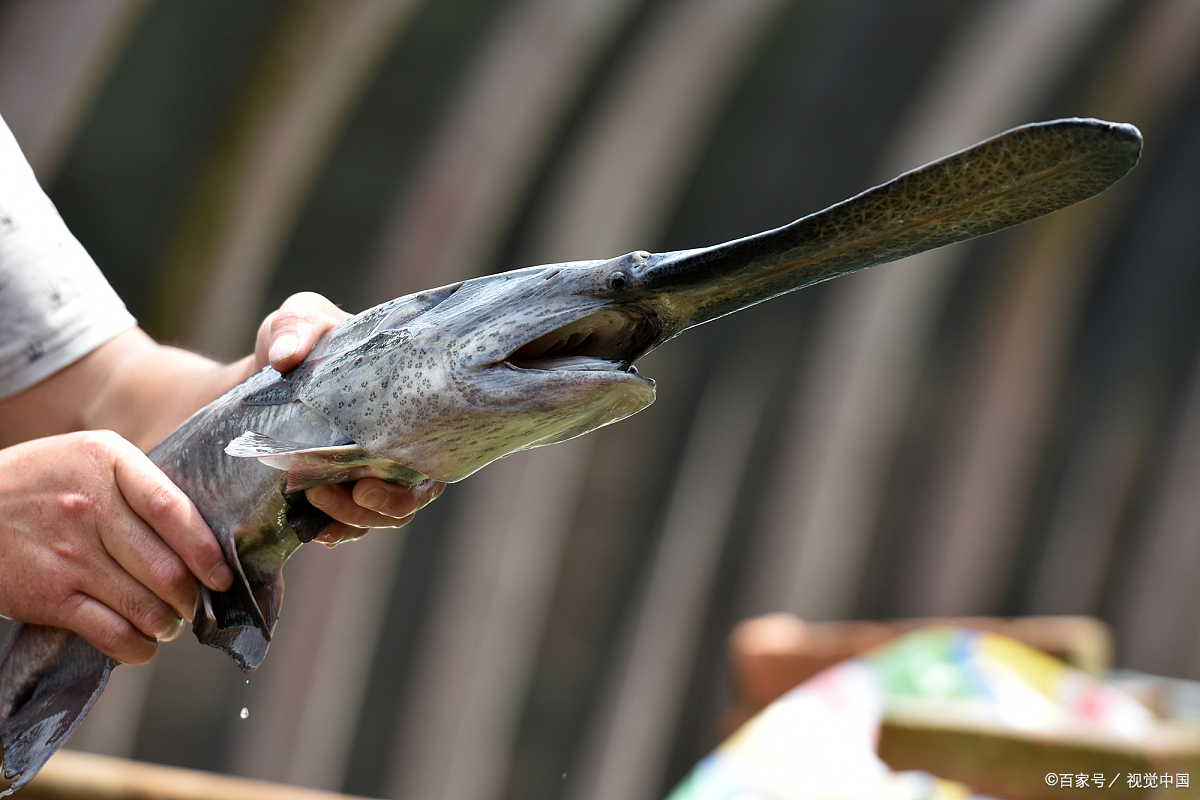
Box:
left=505, top=309, right=659, bottom=377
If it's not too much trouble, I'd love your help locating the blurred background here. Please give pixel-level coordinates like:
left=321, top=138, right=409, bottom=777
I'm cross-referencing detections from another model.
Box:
left=2, top=0, right=1200, bottom=798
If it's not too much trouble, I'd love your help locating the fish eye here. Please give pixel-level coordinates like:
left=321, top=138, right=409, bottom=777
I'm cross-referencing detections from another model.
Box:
left=608, top=270, right=630, bottom=291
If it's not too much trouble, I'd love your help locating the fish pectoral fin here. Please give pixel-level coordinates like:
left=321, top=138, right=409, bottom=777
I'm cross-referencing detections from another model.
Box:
left=223, top=430, right=349, bottom=460
left=225, top=431, right=427, bottom=492
left=0, top=624, right=115, bottom=794
left=193, top=569, right=272, bottom=673
left=191, top=513, right=276, bottom=672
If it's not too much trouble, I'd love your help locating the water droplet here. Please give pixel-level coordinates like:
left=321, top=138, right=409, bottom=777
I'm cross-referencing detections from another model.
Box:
left=239, top=707, right=250, bottom=720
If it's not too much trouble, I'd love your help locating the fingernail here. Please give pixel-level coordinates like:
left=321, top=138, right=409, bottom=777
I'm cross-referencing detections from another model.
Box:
left=208, top=562, right=234, bottom=592
left=415, top=480, right=446, bottom=510
left=158, top=617, right=185, bottom=642
left=269, top=333, right=300, bottom=365
left=360, top=487, right=387, bottom=510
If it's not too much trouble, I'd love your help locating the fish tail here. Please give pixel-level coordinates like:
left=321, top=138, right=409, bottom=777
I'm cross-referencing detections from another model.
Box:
left=0, top=623, right=115, bottom=795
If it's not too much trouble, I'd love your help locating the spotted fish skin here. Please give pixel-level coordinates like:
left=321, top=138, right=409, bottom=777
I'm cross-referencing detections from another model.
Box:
left=0, top=118, right=1140, bottom=793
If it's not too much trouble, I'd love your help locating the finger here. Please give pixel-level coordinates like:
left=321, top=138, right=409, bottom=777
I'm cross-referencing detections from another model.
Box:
left=312, top=520, right=384, bottom=547
left=256, top=292, right=350, bottom=373
left=306, top=483, right=407, bottom=530
left=77, top=527, right=190, bottom=642
left=64, top=592, right=163, bottom=666
left=353, top=478, right=445, bottom=519
left=306, top=480, right=443, bottom=530
left=97, top=511, right=197, bottom=626
left=111, top=443, right=234, bottom=596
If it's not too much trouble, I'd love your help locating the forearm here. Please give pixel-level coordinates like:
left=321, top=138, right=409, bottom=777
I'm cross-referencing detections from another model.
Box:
left=86, top=330, right=256, bottom=449
left=0, top=328, right=255, bottom=451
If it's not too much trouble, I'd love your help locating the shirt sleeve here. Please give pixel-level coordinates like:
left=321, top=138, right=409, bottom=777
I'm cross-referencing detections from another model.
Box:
left=0, top=113, right=136, bottom=400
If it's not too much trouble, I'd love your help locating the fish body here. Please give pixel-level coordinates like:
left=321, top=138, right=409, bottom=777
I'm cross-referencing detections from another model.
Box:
left=0, top=118, right=1141, bottom=793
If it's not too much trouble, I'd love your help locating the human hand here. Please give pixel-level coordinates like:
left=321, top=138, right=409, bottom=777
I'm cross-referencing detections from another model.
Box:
left=253, top=291, right=350, bottom=373
left=252, top=292, right=447, bottom=542
left=0, top=431, right=234, bottom=665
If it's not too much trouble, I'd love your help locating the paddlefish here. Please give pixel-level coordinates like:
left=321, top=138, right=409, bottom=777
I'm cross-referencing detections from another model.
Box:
left=0, top=118, right=1141, bottom=793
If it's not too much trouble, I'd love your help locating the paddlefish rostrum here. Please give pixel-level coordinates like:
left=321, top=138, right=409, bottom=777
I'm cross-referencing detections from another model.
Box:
left=0, top=118, right=1141, bottom=793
